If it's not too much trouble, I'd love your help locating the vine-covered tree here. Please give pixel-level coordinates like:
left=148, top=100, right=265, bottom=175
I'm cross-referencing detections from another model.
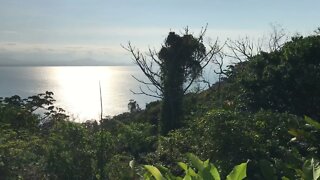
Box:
left=124, top=28, right=220, bottom=134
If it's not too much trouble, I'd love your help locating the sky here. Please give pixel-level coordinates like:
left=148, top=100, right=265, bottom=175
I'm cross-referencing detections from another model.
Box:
left=0, top=0, right=319, bottom=66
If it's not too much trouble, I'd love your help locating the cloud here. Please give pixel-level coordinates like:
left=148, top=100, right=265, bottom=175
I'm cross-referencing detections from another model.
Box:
left=0, top=42, right=126, bottom=54
left=6, top=43, right=16, bottom=46
left=0, top=42, right=132, bottom=66
left=0, top=26, right=272, bottom=66
left=0, top=30, right=19, bottom=35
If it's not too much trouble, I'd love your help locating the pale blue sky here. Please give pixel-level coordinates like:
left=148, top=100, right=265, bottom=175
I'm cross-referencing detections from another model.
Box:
left=0, top=0, right=319, bottom=65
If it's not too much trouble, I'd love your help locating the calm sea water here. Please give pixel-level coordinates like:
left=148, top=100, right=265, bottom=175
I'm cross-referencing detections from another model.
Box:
left=0, top=66, right=157, bottom=121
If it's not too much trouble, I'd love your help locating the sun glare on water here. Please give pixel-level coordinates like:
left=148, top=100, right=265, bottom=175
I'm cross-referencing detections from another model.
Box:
left=52, top=66, right=113, bottom=121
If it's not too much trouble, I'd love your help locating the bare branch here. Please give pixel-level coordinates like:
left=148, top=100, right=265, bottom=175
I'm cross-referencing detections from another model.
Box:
left=268, top=23, right=286, bottom=51
left=226, top=36, right=257, bottom=63
left=146, top=84, right=162, bottom=97
left=183, top=76, right=198, bottom=94
left=225, top=24, right=288, bottom=63
left=200, top=78, right=212, bottom=89
left=123, top=43, right=163, bottom=93
left=130, top=87, right=162, bottom=99
left=213, top=52, right=228, bottom=76
left=198, top=23, right=208, bottom=41
left=148, top=48, right=162, bottom=68
left=125, top=27, right=223, bottom=97
left=131, top=75, right=153, bottom=85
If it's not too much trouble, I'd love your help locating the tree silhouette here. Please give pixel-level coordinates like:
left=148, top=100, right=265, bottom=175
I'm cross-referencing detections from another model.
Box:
left=128, top=99, right=141, bottom=113
left=124, top=27, right=220, bottom=134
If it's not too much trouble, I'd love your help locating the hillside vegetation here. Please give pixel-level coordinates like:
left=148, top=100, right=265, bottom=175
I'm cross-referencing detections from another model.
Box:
left=1, top=31, right=320, bottom=179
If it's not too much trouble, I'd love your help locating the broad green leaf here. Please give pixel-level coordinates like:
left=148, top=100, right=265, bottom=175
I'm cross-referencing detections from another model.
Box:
left=226, top=162, right=247, bottom=180
left=259, top=159, right=276, bottom=180
left=144, top=165, right=166, bottom=180
left=302, top=159, right=314, bottom=180
left=302, top=158, right=320, bottom=180
left=200, top=166, right=214, bottom=180
left=157, top=165, right=170, bottom=173
left=187, top=153, right=204, bottom=171
left=204, top=159, right=210, bottom=167
left=178, top=162, right=188, bottom=171
left=158, top=165, right=178, bottom=180
left=281, top=177, right=290, bottom=180
left=314, top=164, right=320, bottom=180
left=183, top=174, right=192, bottom=180
left=305, top=116, right=320, bottom=130
left=178, top=162, right=197, bottom=177
left=187, top=168, right=197, bottom=177
left=209, top=164, right=221, bottom=180
left=144, top=172, right=152, bottom=180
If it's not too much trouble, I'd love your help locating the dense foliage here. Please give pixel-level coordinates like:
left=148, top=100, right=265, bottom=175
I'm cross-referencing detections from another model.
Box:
left=227, top=35, right=320, bottom=119
left=144, top=153, right=247, bottom=180
left=1, top=31, right=320, bottom=179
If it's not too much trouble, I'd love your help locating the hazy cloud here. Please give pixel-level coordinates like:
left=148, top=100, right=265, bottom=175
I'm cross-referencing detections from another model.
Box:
left=0, top=42, right=132, bottom=66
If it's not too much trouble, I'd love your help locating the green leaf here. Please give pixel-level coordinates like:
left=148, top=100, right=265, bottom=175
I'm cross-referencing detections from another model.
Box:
left=187, top=153, right=204, bottom=171
left=288, top=129, right=303, bottom=137
left=144, top=172, right=152, bottom=180
left=204, top=159, right=210, bottom=167
left=288, top=128, right=309, bottom=142
left=281, top=177, right=290, bottom=180
left=305, top=116, right=320, bottom=130
left=157, top=165, right=170, bottom=173
left=302, top=158, right=320, bottom=180
left=183, top=174, right=192, bottom=180
left=178, top=162, right=188, bottom=171
left=200, top=166, right=214, bottom=180
left=144, top=165, right=166, bottom=180
left=158, top=165, right=178, bottom=179
left=314, top=167, right=320, bottom=180
left=226, top=162, right=247, bottom=180
left=178, top=162, right=198, bottom=178
left=259, top=159, right=276, bottom=180
left=186, top=168, right=197, bottom=177
left=209, top=164, right=221, bottom=180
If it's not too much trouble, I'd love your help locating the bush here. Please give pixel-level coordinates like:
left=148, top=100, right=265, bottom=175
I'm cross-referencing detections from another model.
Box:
left=228, top=35, right=320, bottom=119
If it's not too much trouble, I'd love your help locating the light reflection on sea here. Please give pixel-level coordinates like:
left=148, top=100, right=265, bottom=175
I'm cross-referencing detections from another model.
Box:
left=0, top=66, right=157, bottom=122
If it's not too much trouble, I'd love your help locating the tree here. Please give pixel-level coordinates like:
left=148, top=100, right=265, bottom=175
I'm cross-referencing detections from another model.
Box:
left=128, top=99, right=141, bottom=113
left=0, top=91, right=68, bottom=130
left=124, top=27, right=220, bottom=134
left=230, top=34, right=320, bottom=119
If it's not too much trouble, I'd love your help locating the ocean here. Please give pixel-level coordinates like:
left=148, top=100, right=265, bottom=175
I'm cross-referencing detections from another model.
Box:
left=0, top=66, right=157, bottom=122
